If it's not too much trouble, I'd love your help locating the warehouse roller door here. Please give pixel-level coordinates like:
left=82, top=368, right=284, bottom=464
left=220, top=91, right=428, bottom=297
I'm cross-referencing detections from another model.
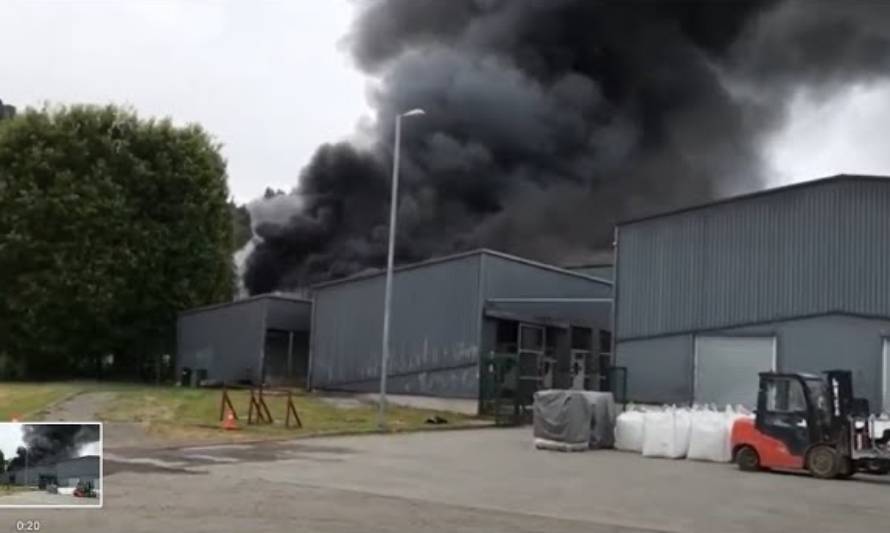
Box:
left=694, top=336, right=776, bottom=408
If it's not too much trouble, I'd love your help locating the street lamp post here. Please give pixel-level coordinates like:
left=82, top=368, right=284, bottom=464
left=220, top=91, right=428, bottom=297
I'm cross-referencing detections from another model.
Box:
left=378, top=108, right=425, bottom=430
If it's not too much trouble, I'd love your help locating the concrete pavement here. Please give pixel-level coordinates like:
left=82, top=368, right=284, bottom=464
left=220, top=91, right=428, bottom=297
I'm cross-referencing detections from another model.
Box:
left=0, top=490, right=98, bottom=507
left=6, top=428, right=890, bottom=532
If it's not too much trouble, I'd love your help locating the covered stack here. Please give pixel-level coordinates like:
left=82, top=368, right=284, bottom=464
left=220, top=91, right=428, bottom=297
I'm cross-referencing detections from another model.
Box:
left=533, top=390, right=616, bottom=452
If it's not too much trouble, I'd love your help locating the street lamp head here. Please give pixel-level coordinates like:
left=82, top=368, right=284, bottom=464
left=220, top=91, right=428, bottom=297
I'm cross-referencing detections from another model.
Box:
left=401, top=108, right=425, bottom=117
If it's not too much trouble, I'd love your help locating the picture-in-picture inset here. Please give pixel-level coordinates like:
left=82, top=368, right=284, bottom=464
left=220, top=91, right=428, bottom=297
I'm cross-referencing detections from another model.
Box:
left=0, top=422, right=102, bottom=508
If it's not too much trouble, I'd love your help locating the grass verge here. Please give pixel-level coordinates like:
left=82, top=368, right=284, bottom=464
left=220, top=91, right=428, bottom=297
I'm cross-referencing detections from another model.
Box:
left=0, top=485, right=36, bottom=496
left=0, top=382, right=92, bottom=421
left=97, top=386, right=482, bottom=443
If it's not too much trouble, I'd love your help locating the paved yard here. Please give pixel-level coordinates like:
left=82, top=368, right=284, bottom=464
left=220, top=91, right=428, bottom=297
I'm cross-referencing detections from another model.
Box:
left=7, top=428, right=890, bottom=532
left=0, top=490, right=99, bottom=507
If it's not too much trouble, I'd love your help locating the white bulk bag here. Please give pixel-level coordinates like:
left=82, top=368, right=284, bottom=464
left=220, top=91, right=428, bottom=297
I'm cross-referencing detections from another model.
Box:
left=642, top=408, right=691, bottom=459
left=673, top=409, right=692, bottom=457
left=614, top=410, right=646, bottom=452
left=687, top=409, right=730, bottom=462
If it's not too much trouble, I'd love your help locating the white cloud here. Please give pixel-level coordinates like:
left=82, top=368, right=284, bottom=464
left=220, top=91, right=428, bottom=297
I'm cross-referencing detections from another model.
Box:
left=0, top=0, right=370, bottom=203
left=76, top=440, right=101, bottom=458
left=766, top=81, right=890, bottom=186
left=0, top=423, right=24, bottom=459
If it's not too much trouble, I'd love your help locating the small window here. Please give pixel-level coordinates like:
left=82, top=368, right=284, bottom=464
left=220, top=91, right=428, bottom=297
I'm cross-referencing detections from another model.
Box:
left=766, top=378, right=807, bottom=413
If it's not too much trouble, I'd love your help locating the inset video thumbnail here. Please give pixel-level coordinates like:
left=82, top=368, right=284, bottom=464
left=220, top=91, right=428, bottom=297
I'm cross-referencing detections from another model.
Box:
left=0, top=422, right=102, bottom=508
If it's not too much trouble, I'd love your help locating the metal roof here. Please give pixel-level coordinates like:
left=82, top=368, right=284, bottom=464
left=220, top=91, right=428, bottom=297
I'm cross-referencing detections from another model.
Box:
left=564, top=262, right=613, bottom=269
left=618, top=174, right=890, bottom=227
left=178, top=293, right=311, bottom=317
left=310, top=248, right=613, bottom=290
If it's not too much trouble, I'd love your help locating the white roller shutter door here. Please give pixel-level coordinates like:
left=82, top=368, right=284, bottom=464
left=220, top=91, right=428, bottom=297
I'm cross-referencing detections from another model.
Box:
left=694, top=336, right=776, bottom=408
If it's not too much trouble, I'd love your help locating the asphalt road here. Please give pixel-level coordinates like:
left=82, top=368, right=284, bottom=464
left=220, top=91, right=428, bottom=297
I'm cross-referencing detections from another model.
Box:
left=0, top=490, right=98, bottom=507
left=2, top=428, right=888, bottom=532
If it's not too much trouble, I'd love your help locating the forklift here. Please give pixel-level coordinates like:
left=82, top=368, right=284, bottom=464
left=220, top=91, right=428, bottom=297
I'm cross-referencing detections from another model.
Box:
left=731, top=370, right=890, bottom=479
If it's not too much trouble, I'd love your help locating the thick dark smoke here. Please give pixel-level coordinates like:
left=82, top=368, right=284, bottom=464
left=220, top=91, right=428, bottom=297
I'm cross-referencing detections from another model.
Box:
left=244, top=0, right=890, bottom=293
left=7, top=424, right=100, bottom=469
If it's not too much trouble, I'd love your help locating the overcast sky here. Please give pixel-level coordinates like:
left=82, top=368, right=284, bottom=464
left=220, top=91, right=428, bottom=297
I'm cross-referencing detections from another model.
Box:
left=1, top=0, right=369, bottom=203
left=0, top=423, right=24, bottom=459
left=0, top=424, right=101, bottom=461
left=2, top=1, right=890, bottom=204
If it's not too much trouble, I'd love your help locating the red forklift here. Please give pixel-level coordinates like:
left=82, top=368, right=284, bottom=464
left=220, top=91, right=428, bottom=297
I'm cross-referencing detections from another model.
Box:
left=731, top=370, right=890, bottom=479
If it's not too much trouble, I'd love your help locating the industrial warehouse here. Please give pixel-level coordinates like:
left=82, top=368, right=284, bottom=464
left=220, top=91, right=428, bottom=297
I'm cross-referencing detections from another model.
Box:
left=1, top=455, right=100, bottom=489
left=178, top=250, right=613, bottom=412
left=614, top=174, right=890, bottom=411
left=309, top=249, right=612, bottom=407
left=177, top=175, right=890, bottom=416
left=177, top=294, right=312, bottom=387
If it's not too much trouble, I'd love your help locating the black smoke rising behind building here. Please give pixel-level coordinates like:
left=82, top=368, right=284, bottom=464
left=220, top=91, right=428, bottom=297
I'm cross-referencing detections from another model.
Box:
left=7, top=424, right=100, bottom=469
left=244, top=0, right=890, bottom=294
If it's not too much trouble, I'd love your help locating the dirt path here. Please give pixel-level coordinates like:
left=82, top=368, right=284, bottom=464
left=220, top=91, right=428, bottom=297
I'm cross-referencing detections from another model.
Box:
left=39, top=391, right=155, bottom=450
left=40, top=391, right=116, bottom=421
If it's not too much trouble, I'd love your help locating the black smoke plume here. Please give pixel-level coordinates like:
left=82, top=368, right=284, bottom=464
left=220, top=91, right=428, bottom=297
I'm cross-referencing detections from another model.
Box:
left=7, top=424, right=100, bottom=469
left=244, top=0, right=890, bottom=293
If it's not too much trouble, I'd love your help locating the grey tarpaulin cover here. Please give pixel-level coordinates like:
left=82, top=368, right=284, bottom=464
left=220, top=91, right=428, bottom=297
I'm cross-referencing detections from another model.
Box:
left=533, top=390, right=616, bottom=448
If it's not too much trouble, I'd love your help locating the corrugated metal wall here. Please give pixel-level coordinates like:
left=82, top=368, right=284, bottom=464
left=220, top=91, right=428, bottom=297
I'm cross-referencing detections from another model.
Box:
left=483, top=253, right=612, bottom=299
left=615, top=334, right=693, bottom=404
left=617, top=178, right=890, bottom=340
left=721, top=315, right=890, bottom=413
left=616, top=314, right=890, bottom=408
left=310, top=253, right=483, bottom=398
left=177, top=299, right=266, bottom=383
left=176, top=296, right=311, bottom=384
left=484, top=301, right=611, bottom=329
left=309, top=251, right=613, bottom=398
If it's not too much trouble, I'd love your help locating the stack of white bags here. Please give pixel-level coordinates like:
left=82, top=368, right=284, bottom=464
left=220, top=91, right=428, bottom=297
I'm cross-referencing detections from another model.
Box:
left=614, top=405, right=752, bottom=462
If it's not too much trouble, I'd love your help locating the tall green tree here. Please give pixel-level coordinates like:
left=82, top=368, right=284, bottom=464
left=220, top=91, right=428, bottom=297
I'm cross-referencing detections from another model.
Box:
left=230, top=201, right=252, bottom=251
left=0, top=105, right=234, bottom=379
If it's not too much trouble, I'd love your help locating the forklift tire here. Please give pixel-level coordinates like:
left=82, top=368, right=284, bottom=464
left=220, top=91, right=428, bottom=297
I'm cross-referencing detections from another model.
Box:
left=735, top=445, right=761, bottom=472
left=807, top=445, right=842, bottom=479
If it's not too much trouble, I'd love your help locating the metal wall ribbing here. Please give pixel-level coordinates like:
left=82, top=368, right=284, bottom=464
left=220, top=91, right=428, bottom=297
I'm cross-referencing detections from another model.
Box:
left=309, top=253, right=482, bottom=397
left=616, top=177, right=890, bottom=341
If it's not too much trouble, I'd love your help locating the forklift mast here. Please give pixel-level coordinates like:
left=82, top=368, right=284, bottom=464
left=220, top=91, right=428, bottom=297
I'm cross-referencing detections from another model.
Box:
left=821, top=370, right=854, bottom=454
left=824, top=370, right=855, bottom=419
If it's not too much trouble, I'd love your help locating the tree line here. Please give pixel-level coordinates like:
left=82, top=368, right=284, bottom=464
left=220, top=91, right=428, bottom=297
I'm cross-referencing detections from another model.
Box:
left=0, top=104, right=248, bottom=380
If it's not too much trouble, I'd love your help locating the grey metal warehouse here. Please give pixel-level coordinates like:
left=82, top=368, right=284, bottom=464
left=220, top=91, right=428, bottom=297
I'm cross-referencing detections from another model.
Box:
left=176, top=294, right=312, bottom=387
left=1, top=455, right=100, bottom=488
left=614, top=175, right=890, bottom=412
left=309, top=249, right=613, bottom=407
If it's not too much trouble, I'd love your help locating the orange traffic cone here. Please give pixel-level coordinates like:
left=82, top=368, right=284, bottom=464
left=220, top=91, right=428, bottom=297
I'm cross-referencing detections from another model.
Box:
left=221, top=408, right=239, bottom=430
